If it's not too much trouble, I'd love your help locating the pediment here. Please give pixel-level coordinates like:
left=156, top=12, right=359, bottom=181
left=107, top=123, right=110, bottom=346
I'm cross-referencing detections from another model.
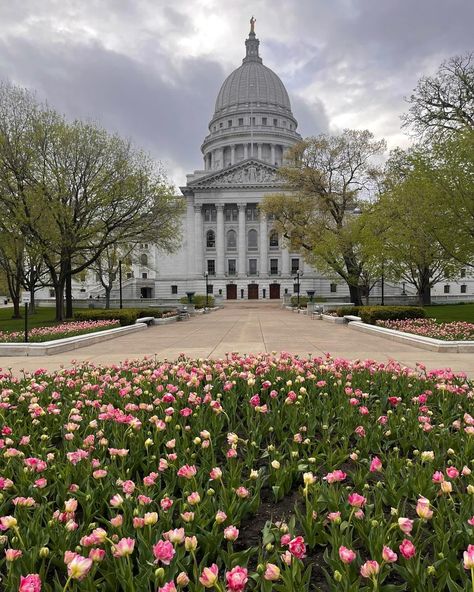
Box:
left=187, top=159, right=280, bottom=189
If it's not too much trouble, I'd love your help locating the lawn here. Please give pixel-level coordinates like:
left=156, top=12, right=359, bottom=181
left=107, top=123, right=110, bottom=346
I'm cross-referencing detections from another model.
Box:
left=425, top=303, right=474, bottom=323
left=0, top=354, right=472, bottom=591
left=0, top=306, right=89, bottom=333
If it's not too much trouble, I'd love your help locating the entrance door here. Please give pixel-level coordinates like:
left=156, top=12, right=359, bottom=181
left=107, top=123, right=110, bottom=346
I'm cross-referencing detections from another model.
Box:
left=269, top=283, right=281, bottom=299
left=226, top=284, right=237, bottom=300
left=248, top=284, right=259, bottom=299
left=140, top=287, right=153, bottom=299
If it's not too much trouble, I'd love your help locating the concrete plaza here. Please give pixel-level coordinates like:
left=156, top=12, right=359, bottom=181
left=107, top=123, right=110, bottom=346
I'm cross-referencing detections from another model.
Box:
left=1, top=302, right=473, bottom=376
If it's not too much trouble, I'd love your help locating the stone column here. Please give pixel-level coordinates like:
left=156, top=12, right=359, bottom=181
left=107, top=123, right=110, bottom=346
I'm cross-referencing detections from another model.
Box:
left=257, top=143, right=262, bottom=160
left=231, top=145, right=235, bottom=165
left=186, top=199, right=195, bottom=276
left=216, top=204, right=225, bottom=276
left=270, top=144, right=275, bottom=165
left=194, top=204, right=203, bottom=275
left=238, top=203, right=246, bottom=277
left=281, top=245, right=290, bottom=276
left=243, top=143, right=248, bottom=160
left=259, top=212, right=268, bottom=277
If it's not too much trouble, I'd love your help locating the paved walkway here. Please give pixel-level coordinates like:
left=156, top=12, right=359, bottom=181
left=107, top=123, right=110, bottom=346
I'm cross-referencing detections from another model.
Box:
left=1, top=302, right=473, bottom=376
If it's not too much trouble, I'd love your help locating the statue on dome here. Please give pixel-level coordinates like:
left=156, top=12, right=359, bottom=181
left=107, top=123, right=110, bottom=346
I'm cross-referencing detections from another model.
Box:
left=250, top=16, right=256, bottom=34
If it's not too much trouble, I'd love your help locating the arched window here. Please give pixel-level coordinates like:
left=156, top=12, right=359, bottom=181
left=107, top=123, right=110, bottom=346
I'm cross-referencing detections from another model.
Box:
left=227, top=229, right=237, bottom=250
left=140, top=253, right=148, bottom=266
left=248, top=229, right=258, bottom=251
left=206, top=230, right=216, bottom=249
left=269, top=231, right=279, bottom=249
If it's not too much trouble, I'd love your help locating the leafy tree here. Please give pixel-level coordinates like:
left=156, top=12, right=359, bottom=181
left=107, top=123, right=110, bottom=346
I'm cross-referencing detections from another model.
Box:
left=90, top=243, right=135, bottom=308
left=261, top=130, right=386, bottom=305
left=403, top=52, right=474, bottom=139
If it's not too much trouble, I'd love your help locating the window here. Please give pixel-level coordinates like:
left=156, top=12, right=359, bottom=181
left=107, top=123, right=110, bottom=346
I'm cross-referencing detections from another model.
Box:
left=461, top=284, right=467, bottom=294
left=238, top=118, right=244, bottom=126
left=330, top=283, right=337, bottom=293
left=262, top=117, right=267, bottom=125
left=270, top=259, right=279, bottom=275
left=219, top=122, right=223, bottom=128
left=207, top=260, right=216, bottom=275
left=225, top=207, right=238, bottom=222
left=282, top=120, right=287, bottom=127
left=142, top=272, right=148, bottom=279
left=207, top=284, right=214, bottom=294
left=461, top=269, right=466, bottom=278
left=269, top=231, right=279, bottom=249
left=171, top=285, right=178, bottom=295
left=246, top=206, right=258, bottom=221
left=248, top=229, right=258, bottom=250
left=291, top=258, right=299, bottom=274
left=444, top=284, right=450, bottom=294
left=273, top=118, right=278, bottom=126
left=227, top=229, right=237, bottom=250
left=228, top=259, right=236, bottom=275
left=228, top=120, right=232, bottom=127
left=204, top=207, right=217, bottom=222
left=249, top=259, right=257, bottom=275
left=251, top=117, right=256, bottom=125
left=206, top=230, right=216, bottom=249
left=126, top=272, right=134, bottom=279
left=293, top=284, right=300, bottom=294
left=80, top=288, right=86, bottom=292
left=49, top=289, right=55, bottom=298
left=140, top=253, right=148, bottom=266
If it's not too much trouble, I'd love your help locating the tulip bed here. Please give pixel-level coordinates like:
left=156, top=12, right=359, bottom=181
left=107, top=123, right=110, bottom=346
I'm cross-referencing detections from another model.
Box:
left=0, top=320, right=121, bottom=343
left=0, top=354, right=473, bottom=592
left=376, top=318, right=474, bottom=341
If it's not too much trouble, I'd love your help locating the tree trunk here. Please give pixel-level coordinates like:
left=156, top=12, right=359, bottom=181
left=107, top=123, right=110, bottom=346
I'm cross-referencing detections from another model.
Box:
left=65, top=259, right=73, bottom=319
left=418, top=266, right=431, bottom=305
left=55, top=281, right=65, bottom=321
left=105, top=287, right=111, bottom=309
left=348, top=283, right=363, bottom=306
left=12, top=296, right=20, bottom=319
left=29, top=288, right=36, bottom=315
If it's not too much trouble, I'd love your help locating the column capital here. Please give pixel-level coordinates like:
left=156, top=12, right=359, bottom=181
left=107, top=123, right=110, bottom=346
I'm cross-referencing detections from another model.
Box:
left=216, top=203, right=225, bottom=211
left=193, top=203, right=202, bottom=213
left=237, top=202, right=246, bottom=211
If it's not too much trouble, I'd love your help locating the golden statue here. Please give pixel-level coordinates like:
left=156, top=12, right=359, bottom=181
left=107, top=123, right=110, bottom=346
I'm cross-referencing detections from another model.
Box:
left=250, top=16, right=256, bottom=34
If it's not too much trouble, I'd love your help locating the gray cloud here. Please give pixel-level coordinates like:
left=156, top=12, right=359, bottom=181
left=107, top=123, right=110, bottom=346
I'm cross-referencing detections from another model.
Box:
left=0, top=0, right=472, bottom=183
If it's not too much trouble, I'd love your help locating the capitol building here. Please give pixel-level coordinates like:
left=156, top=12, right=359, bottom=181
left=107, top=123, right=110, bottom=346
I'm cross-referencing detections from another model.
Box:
left=53, top=23, right=471, bottom=305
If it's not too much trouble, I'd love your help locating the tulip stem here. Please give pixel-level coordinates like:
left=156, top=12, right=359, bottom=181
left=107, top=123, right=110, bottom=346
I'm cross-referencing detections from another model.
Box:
left=62, top=576, right=72, bottom=592
left=471, top=567, right=474, bottom=592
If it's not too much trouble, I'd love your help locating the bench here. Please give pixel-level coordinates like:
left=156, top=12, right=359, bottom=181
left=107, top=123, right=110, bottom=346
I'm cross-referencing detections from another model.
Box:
left=344, top=315, right=362, bottom=322
left=135, top=316, right=155, bottom=326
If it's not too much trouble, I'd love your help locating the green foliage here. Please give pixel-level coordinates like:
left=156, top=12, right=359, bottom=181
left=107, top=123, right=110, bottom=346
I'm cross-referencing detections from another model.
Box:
left=179, top=294, right=215, bottom=309
left=425, top=303, right=474, bottom=323
left=359, top=306, right=426, bottom=325
left=73, top=308, right=177, bottom=326
left=333, top=306, right=362, bottom=317
left=290, top=295, right=327, bottom=307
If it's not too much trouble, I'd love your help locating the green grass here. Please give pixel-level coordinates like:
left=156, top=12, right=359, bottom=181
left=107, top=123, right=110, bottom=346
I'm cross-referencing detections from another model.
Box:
left=425, top=303, right=474, bottom=323
left=0, top=307, right=89, bottom=333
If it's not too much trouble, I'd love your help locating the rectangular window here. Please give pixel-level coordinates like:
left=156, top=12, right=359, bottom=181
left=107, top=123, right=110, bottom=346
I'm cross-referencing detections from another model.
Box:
left=461, top=284, right=467, bottom=294
left=270, top=259, right=279, bottom=275
left=291, top=258, right=299, bottom=274
left=228, top=259, right=236, bottom=275
left=207, top=260, right=216, bottom=276
left=171, top=285, right=178, bottom=294
left=330, top=283, right=337, bottom=293
left=251, top=117, right=256, bottom=125
left=225, top=207, right=238, bottom=222
left=228, top=120, right=232, bottom=127
left=126, top=272, right=133, bottom=279
left=207, top=284, right=214, bottom=294
left=461, top=268, right=466, bottom=278
left=262, top=117, right=267, bottom=125
left=273, top=118, right=278, bottom=126
left=246, top=206, right=258, bottom=221
left=49, top=289, right=55, bottom=298
left=238, top=118, right=244, bottom=126
left=219, top=122, right=223, bottom=128
left=204, top=207, right=217, bottom=222
left=142, top=272, right=148, bottom=279
left=293, top=283, right=300, bottom=294
left=249, top=259, right=257, bottom=275
left=444, top=284, right=450, bottom=294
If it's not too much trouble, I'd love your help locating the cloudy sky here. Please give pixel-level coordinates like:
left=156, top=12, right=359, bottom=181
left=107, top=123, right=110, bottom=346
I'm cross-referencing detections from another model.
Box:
left=0, top=0, right=472, bottom=186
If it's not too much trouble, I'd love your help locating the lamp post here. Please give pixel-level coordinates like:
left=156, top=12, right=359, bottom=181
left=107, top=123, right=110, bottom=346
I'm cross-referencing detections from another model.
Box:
left=295, top=269, right=301, bottom=308
left=381, top=260, right=385, bottom=306
left=204, top=271, right=209, bottom=308
left=119, top=260, right=123, bottom=309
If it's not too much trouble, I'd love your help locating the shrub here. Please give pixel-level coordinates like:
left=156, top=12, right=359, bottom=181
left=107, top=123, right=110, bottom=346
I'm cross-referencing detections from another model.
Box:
left=73, top=308, right=178, bottom=326
left=180, top=294, right=215, bottom=309
left=334, top=306, right=362, bottom=317
left=290, top=296, right=309, bottom=307
left=359, top=306, right=426, bottom=325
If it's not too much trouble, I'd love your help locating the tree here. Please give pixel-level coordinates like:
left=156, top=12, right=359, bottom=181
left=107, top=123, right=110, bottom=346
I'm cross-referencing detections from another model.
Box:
left=0, top=82, right=185, bottom=321
left=403, top=52, right=474, bottom=139
left=90, top=243, right=135, bottom=308
left=370, top=148, right=464, bottom=305
left=261, top=130, right=386, bottom=305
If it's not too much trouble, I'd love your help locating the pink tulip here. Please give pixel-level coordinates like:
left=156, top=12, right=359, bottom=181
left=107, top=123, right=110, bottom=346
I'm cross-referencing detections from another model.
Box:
left=382, top=546, right=398, bottom=563
left=397, top=517, right=413, bottom=534
left=416, top=497, right=433, bottom=520
left=369, top=456, right=382, bottom=472
left=226, top=566, right=248, bottom=592
left=19, top=574, right=42, bottom=592
left=399, top=539, right=416, bottom=559
left=157, top=583, right=177, bottom=592
left=288, top=536, right=306, bottom=559
left=463, top=544, right=474, bottom=569
left=224, top=525, right=239, bottom=541
left=177, top=464, right=197, bottom=479
left=67, top=555, right=93, bottom=580
left=339, top=546, right=356, bottom=564
left=360, top=560, right=379, bottom=578
left=5, top=549, right=23, bottom=561
left=348, top=492, right=366, bottom=508
left=199, top=563, right=219, bottom=588
left=112, top=537, right=135, bottom=558
left=263, top=563, right=280, bottom=581
left=153, top=539, right=175, bottom=565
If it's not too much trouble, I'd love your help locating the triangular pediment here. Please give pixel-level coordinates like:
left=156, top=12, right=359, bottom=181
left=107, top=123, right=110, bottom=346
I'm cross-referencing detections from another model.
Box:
left=187, top=159, right=281, bottom=189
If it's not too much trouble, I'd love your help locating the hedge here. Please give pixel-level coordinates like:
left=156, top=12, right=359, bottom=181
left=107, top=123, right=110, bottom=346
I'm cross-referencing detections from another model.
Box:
left=179, top=295, right=215, bottom=309
left=73, top=308, right=177, bottom=326
left=357, top=306, right=425, bottom=325
left=290, top=296, right=326, bottom=307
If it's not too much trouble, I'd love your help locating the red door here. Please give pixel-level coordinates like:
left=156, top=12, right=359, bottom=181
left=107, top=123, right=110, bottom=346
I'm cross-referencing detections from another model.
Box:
left=226, top=284, right=237, bottom=300
left=248, top=284, right=259, bottom=299
left=269, top=283, right=280, bottom=299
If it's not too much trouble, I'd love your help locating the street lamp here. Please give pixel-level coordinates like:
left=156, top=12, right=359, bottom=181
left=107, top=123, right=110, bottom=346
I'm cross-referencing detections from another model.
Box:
left=204, top=271, right=209, bottom=308
left=381, top=260, right=385, bottom=306
left=119, top=260, right=123, bottom=309
left=295, top=269, right=302, bottom=308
